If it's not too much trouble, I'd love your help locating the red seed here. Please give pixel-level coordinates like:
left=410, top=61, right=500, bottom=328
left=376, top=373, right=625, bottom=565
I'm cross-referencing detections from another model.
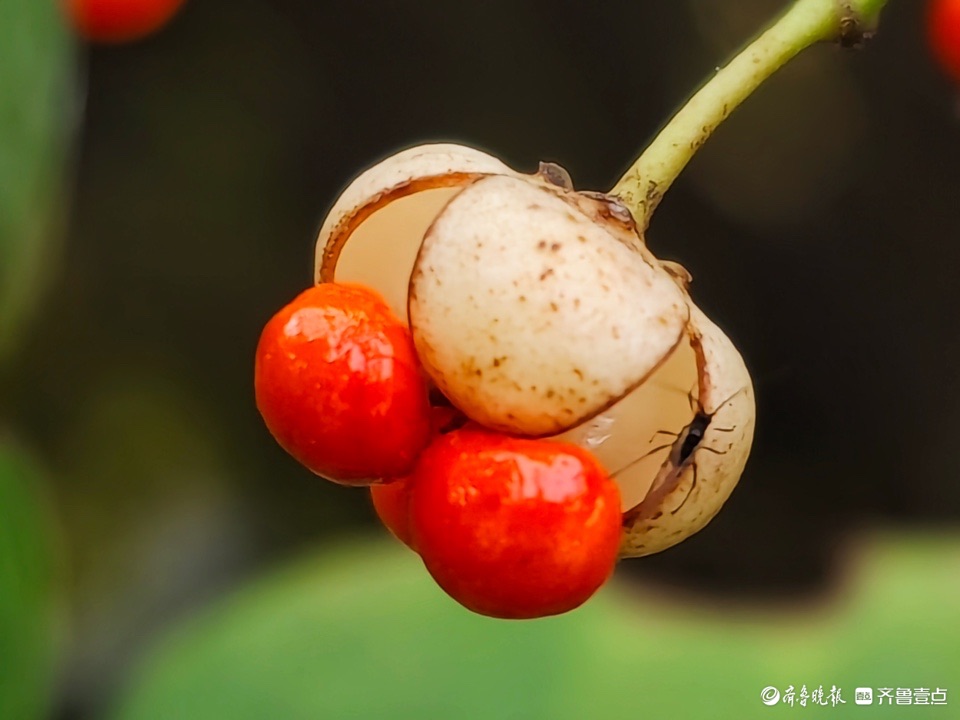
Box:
left=255, top=283, right=432, bottom=485
left=409, top=428, right=622, bottom=619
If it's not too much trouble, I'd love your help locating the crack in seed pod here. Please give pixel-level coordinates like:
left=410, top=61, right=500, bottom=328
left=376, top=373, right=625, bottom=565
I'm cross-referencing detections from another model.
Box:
left=619, top=305, right=756, bottom=558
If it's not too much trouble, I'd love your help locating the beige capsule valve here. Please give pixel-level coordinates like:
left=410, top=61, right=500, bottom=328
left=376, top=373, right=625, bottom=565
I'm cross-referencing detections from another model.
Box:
left=409, top=173, right=690, bottom=437
left=619, top=305, right=756, bottom=557
left=315, top=143, right=519, bottom=318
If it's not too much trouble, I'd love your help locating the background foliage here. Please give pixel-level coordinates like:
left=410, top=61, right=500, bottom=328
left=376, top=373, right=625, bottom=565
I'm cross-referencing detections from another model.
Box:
left=111, top=535, right=959, bottom=720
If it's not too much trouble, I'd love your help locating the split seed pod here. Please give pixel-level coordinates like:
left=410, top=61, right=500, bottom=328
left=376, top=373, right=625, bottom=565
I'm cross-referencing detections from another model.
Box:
left=314, top=143, right=755, bottom=555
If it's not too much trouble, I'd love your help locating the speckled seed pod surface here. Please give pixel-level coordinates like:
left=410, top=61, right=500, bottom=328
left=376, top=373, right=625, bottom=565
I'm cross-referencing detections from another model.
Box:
left=409, top=174, right=689, bottom=437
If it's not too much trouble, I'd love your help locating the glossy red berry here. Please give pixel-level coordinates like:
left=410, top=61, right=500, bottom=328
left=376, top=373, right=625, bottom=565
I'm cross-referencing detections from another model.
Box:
left=929, top=0, right=960, bottom=83
left=409, top=428, right=622, bottom=619
left=65, top=0, right=186, bottom=43
left=255, top=283, right=432, bottom=485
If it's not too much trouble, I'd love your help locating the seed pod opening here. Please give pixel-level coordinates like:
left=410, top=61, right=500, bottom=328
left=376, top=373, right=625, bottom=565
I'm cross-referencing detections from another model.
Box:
left=618, top=306, right=756, bottom=557
left=555, top=333, right=700, bottom=512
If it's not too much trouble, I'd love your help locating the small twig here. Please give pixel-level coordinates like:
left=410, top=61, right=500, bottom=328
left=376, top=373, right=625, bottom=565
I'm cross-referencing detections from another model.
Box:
left=610, top=0, right=889, bottom=232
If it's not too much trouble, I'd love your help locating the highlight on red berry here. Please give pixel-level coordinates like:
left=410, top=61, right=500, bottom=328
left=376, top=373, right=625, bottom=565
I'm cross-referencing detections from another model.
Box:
left=65, top=0, right=186, bottom=43
left=929, top=0, right=960, bottom=83
left=254, top=283, right=432, bottom=485
left=408, top=428, right=622, bottom=620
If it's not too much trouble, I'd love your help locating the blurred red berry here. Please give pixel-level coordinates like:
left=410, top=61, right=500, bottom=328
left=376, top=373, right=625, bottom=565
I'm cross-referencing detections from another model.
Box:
left=65, top=0, right=186, bottom=43
left=255, top=283, right=432, bottom=485
left=929, top=0, right=960, bottom=83
left=409, top=428, right=622, bottom=619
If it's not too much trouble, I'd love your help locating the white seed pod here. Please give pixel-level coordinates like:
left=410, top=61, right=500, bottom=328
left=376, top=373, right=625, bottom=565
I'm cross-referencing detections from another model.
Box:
left=315, top=143, right=518, bottom=317
left=409, top=175, right=689, bottom=436
left=618, top=305, right=756, bottom=558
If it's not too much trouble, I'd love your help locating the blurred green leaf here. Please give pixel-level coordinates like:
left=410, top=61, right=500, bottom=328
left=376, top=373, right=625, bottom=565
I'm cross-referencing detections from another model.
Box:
left=0, top=439, right=57, bottom=720
left=55, top=370, right=248, bottom=694
left=0, top=0, right=72, bottom=362
left=112, top=532, right=959, bottom=720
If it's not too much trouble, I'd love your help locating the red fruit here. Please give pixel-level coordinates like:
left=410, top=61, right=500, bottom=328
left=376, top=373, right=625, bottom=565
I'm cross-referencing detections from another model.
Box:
left=409, top=428, right=622, bottom=619
left=929, top=0, right=960, bottom=83
left=255, top=283, right=431, bottom=484
left=370, top=405, right=465, bottom=549
left=65, top=0, right=186, bottom=43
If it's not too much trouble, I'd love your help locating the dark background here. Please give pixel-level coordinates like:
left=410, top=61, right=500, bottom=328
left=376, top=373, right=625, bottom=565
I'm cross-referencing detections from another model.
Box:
left=5, top=0, right=959, bottom=716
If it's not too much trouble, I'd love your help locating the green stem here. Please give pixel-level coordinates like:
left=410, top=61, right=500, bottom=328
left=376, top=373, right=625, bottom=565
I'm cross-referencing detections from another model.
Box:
left=610, top=0, right=889, bottom=231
